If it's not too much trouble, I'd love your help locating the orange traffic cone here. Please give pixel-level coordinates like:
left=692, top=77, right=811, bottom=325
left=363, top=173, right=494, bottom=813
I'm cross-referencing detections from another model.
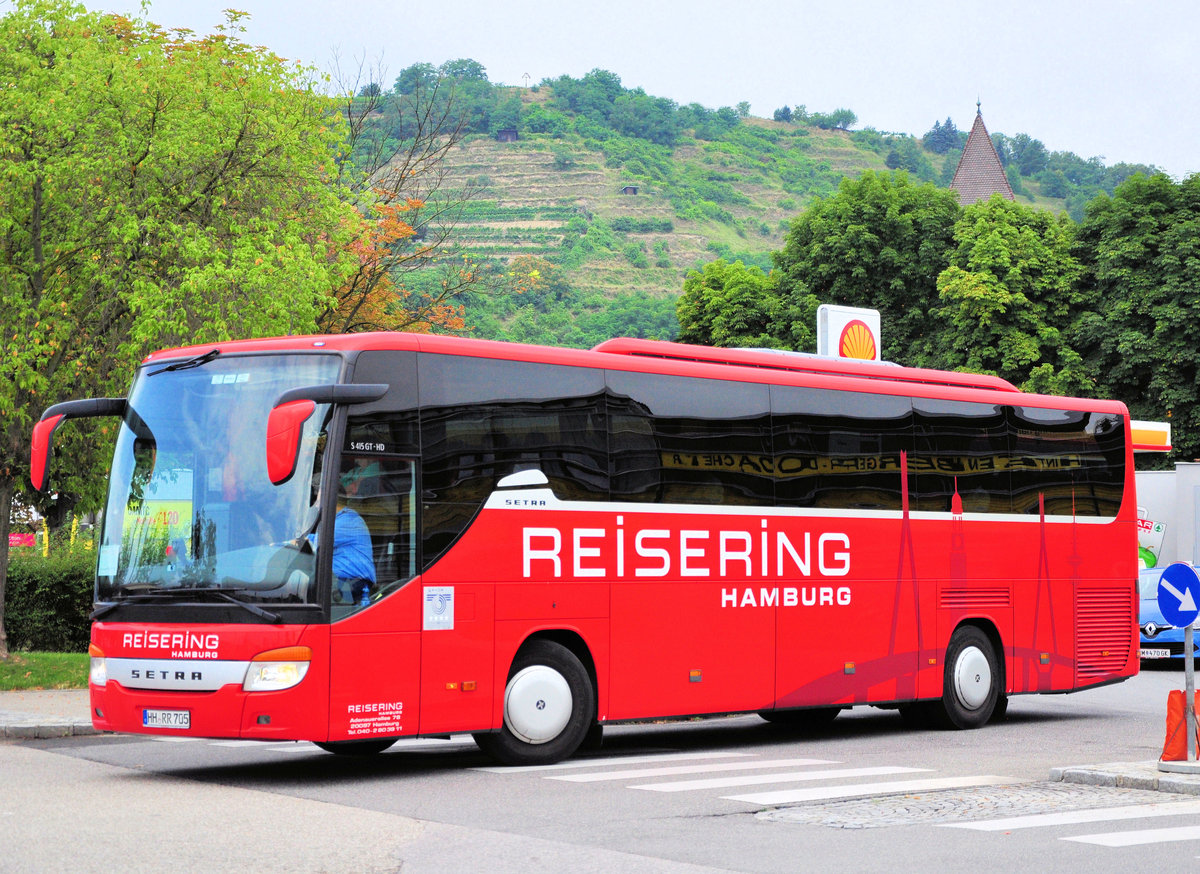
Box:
left=1161, top=690, right=1200, bottom=762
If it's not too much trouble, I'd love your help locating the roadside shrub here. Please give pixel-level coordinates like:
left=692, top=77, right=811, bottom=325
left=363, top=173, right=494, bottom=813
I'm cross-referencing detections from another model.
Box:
left=5, top=541, right=95, bottom=652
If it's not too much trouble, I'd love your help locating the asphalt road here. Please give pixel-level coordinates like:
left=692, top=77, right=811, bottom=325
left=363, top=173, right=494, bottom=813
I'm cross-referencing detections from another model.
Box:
left=3, top=663, right=1198, bottom=873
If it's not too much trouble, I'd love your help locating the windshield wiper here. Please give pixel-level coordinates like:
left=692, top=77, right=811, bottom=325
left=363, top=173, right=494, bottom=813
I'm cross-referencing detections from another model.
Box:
left=148, top=348, right=220, bottom=376
left=91, top=586, right=280, bottom=623
left=212, top=590, right=280, bottom=622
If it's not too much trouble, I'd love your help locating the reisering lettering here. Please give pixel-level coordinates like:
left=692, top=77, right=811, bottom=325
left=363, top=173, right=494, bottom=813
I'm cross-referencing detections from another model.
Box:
left=522, top=520, right=850, bottom=580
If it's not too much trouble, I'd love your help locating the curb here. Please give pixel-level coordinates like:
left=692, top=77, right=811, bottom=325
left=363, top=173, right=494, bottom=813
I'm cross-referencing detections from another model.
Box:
left=2, top=722, right=100, bottom=739
left=1051, top=762, right=1200, bottom=797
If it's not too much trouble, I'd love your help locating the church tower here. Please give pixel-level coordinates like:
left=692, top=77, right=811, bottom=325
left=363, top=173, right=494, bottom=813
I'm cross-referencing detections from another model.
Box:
left=949, top=103, right=1015, bottom=205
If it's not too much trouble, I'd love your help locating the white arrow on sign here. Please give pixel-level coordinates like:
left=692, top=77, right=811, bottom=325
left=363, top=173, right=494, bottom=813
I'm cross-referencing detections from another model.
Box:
left=1162, top=576, right=1199, bottom=613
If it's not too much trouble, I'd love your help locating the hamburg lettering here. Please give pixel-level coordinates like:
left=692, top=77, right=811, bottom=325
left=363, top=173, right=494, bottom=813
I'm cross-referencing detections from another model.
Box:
left=522, top=518, right=850, bottom=580
left=721, top=586, right=852, bottom=608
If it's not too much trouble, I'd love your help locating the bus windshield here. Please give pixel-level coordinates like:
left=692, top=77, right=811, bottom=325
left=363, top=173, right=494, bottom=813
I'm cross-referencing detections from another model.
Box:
left=95, top=352, right=341, bottom=606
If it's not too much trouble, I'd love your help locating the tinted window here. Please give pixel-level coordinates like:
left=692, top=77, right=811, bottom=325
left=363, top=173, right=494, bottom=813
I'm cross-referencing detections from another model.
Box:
left=607, top=371, right=772, bottom=505
left=1009, top=407, right=1124, bottom=517
left=772, top=386, right=913, bottom=511
left=419, top=354, right=608, bottom=563
left=911, top=399, right=1012, bottom=513
left=348, top=351, right=420, bottom=453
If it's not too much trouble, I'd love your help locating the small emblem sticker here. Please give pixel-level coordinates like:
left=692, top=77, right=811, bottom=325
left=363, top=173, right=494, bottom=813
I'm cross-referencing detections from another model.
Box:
left=423, top=586, right=454, bottom=630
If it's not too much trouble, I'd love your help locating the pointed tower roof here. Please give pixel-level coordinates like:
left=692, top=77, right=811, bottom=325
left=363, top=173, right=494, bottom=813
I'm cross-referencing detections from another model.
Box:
left=950, top=104, right=1014, bottom=205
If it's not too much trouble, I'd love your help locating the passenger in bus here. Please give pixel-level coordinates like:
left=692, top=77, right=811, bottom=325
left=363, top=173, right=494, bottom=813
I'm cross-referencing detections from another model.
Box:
left=341, top=457, right=382, bottom=497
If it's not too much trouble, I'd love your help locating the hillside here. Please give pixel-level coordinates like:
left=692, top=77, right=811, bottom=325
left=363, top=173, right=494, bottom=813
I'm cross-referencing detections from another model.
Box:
left=444, top=119, right=891, bottom=299
left=373, top=68, right=1158, bottom=346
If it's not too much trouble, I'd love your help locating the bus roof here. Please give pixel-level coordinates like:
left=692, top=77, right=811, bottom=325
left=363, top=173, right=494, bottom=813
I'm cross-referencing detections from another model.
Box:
left=590, top=338, right=1021, bottom=393
left=145, top=332, right=1126, bottom=413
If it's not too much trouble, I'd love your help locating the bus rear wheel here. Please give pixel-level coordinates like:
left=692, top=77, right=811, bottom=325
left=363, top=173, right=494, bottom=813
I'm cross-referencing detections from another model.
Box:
left=473, top=640, right=595, bottom=766
left=936, top=626, right=1000, bottom=729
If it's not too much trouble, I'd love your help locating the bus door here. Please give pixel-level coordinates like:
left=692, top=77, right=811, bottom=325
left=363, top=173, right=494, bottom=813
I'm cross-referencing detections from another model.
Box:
left=327, top=455, right=425, bottom=742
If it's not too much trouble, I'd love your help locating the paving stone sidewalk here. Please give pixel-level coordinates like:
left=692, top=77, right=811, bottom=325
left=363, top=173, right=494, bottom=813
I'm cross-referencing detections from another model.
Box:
left=0, top=689, right=96, bottom=738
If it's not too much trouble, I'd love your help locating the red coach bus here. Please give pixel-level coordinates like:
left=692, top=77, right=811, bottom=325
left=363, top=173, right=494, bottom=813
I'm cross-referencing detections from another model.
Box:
left=31, top=333, right=1138, bottom=764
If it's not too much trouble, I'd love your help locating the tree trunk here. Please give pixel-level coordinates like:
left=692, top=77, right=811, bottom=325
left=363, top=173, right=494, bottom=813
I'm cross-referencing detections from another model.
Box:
left=0, top=479, right=13, bottom=659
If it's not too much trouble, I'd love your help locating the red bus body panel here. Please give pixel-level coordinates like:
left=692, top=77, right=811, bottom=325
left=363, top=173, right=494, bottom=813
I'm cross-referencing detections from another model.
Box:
left=91, top=623, right=330, bottom=739
left=88, top=333, right=1137, bottom=743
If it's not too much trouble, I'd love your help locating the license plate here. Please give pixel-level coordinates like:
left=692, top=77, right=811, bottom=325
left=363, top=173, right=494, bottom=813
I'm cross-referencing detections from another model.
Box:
left=143, top=709, right=190, bottom=729
left=1141, top=648, right=1171, bottom=659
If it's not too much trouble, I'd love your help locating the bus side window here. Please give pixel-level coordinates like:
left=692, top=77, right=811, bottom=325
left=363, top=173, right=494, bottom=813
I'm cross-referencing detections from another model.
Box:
left=340, top=456, right=417, bottom=602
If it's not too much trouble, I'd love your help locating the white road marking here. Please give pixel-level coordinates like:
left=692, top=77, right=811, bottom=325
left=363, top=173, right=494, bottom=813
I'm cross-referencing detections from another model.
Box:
left=942, top=799, right=1200, bottom=831
left=724, top=775, right=1013, bottom=805
left=473, top=751, right=755, bottom=774
left=550, top=757, right=841, bottom=783
left=634, top=765, right=928, bottom=793
left=1064, top=825, right=1200, bottom=847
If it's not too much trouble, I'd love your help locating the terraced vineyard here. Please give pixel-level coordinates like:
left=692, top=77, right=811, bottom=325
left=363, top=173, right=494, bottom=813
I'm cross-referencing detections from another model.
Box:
left=439, top=119, right=892, bottom=304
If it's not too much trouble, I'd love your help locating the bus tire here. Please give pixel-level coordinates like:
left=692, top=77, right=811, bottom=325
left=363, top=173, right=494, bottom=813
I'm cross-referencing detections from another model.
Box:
left=473, top=640, right=595, bottom=766
left=936, top=626, right=999, bottom=729
left=314, top=738, right=397, bottom=756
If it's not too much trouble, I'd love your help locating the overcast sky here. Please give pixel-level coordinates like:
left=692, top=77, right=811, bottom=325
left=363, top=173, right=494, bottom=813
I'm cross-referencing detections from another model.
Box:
left=96, top=0, right=1198, bottom=179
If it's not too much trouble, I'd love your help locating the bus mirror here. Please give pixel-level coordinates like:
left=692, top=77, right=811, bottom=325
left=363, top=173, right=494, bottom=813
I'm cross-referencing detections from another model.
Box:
left=31, top=398, right=127, bottom=492
left=266, top=400, right=317, bottom=485
left=266, top=384, right=388, bottom=485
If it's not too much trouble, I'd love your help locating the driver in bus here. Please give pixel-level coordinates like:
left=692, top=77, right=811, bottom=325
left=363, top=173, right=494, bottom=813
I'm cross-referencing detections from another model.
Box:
left=305, top=480, right=377, bottom=605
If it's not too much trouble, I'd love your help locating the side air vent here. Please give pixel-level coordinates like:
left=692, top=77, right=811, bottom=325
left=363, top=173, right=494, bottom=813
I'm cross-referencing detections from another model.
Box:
left=1076, top=587, right=1134, bottom=682
left=939, top=587, right=1011, bottom=609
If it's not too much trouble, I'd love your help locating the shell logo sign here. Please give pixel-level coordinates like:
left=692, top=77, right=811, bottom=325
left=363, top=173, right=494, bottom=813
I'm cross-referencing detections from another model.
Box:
left=838, top=320, right=877, bottom=360
left=817, top=305, right=882, bottom=361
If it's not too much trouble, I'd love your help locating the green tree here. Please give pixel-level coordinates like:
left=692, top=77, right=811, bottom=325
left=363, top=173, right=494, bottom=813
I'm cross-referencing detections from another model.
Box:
left=773, top=171, right=961, bottom=360
left=438, top=58, right=488, bottom=81
left=883, top=136, right=936, bottom=182
left=921, top=196, right=1086, bottom=392
left=923, top=117, right=961, bottom=154
left=1008, top=133, right=1049, bottom=176
left=327, top=56, right=488, bottom=335
left=1071, top=173, right=1200, bottom=458
left=676, top=260, right=784, bottom=348
left=809, top=108, right=857, bottom=130
left=0, top=0, right=364, bottom=656
left=394, top=62, right=437, bottom=95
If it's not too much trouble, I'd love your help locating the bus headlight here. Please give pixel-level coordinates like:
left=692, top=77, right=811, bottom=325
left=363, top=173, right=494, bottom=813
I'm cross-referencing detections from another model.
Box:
left=243, top=646, right=312, bottom=692
left=88, top=643, right=107, bottom=687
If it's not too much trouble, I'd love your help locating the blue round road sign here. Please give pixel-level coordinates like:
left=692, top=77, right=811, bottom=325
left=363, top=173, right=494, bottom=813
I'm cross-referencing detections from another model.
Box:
left=1158, top=562, right=1200, bottom=629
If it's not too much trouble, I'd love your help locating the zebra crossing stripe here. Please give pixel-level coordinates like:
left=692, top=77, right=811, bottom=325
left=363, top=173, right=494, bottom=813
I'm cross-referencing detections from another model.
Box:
left=942, top=799, right=1200, bottom=831
left=724, top=775, right=1013, bottom=805
left=550, top=757, right=841, bottom=783
left=634, top=765, right=929, bottom=793
left=473, top=751, right=755, bottom=774
left=1064, top=825, right=1200, bottom=847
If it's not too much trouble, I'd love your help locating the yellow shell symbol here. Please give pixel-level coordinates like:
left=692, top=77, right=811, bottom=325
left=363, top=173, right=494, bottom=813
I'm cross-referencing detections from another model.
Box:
left=838, top=320, right=877, bottom=360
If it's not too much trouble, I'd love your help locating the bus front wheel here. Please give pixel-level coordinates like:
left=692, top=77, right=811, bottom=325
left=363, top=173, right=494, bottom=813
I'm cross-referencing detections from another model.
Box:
left=937, top=626, right=1000, bottom=729
left=474, top=640, right=595, bottom=766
